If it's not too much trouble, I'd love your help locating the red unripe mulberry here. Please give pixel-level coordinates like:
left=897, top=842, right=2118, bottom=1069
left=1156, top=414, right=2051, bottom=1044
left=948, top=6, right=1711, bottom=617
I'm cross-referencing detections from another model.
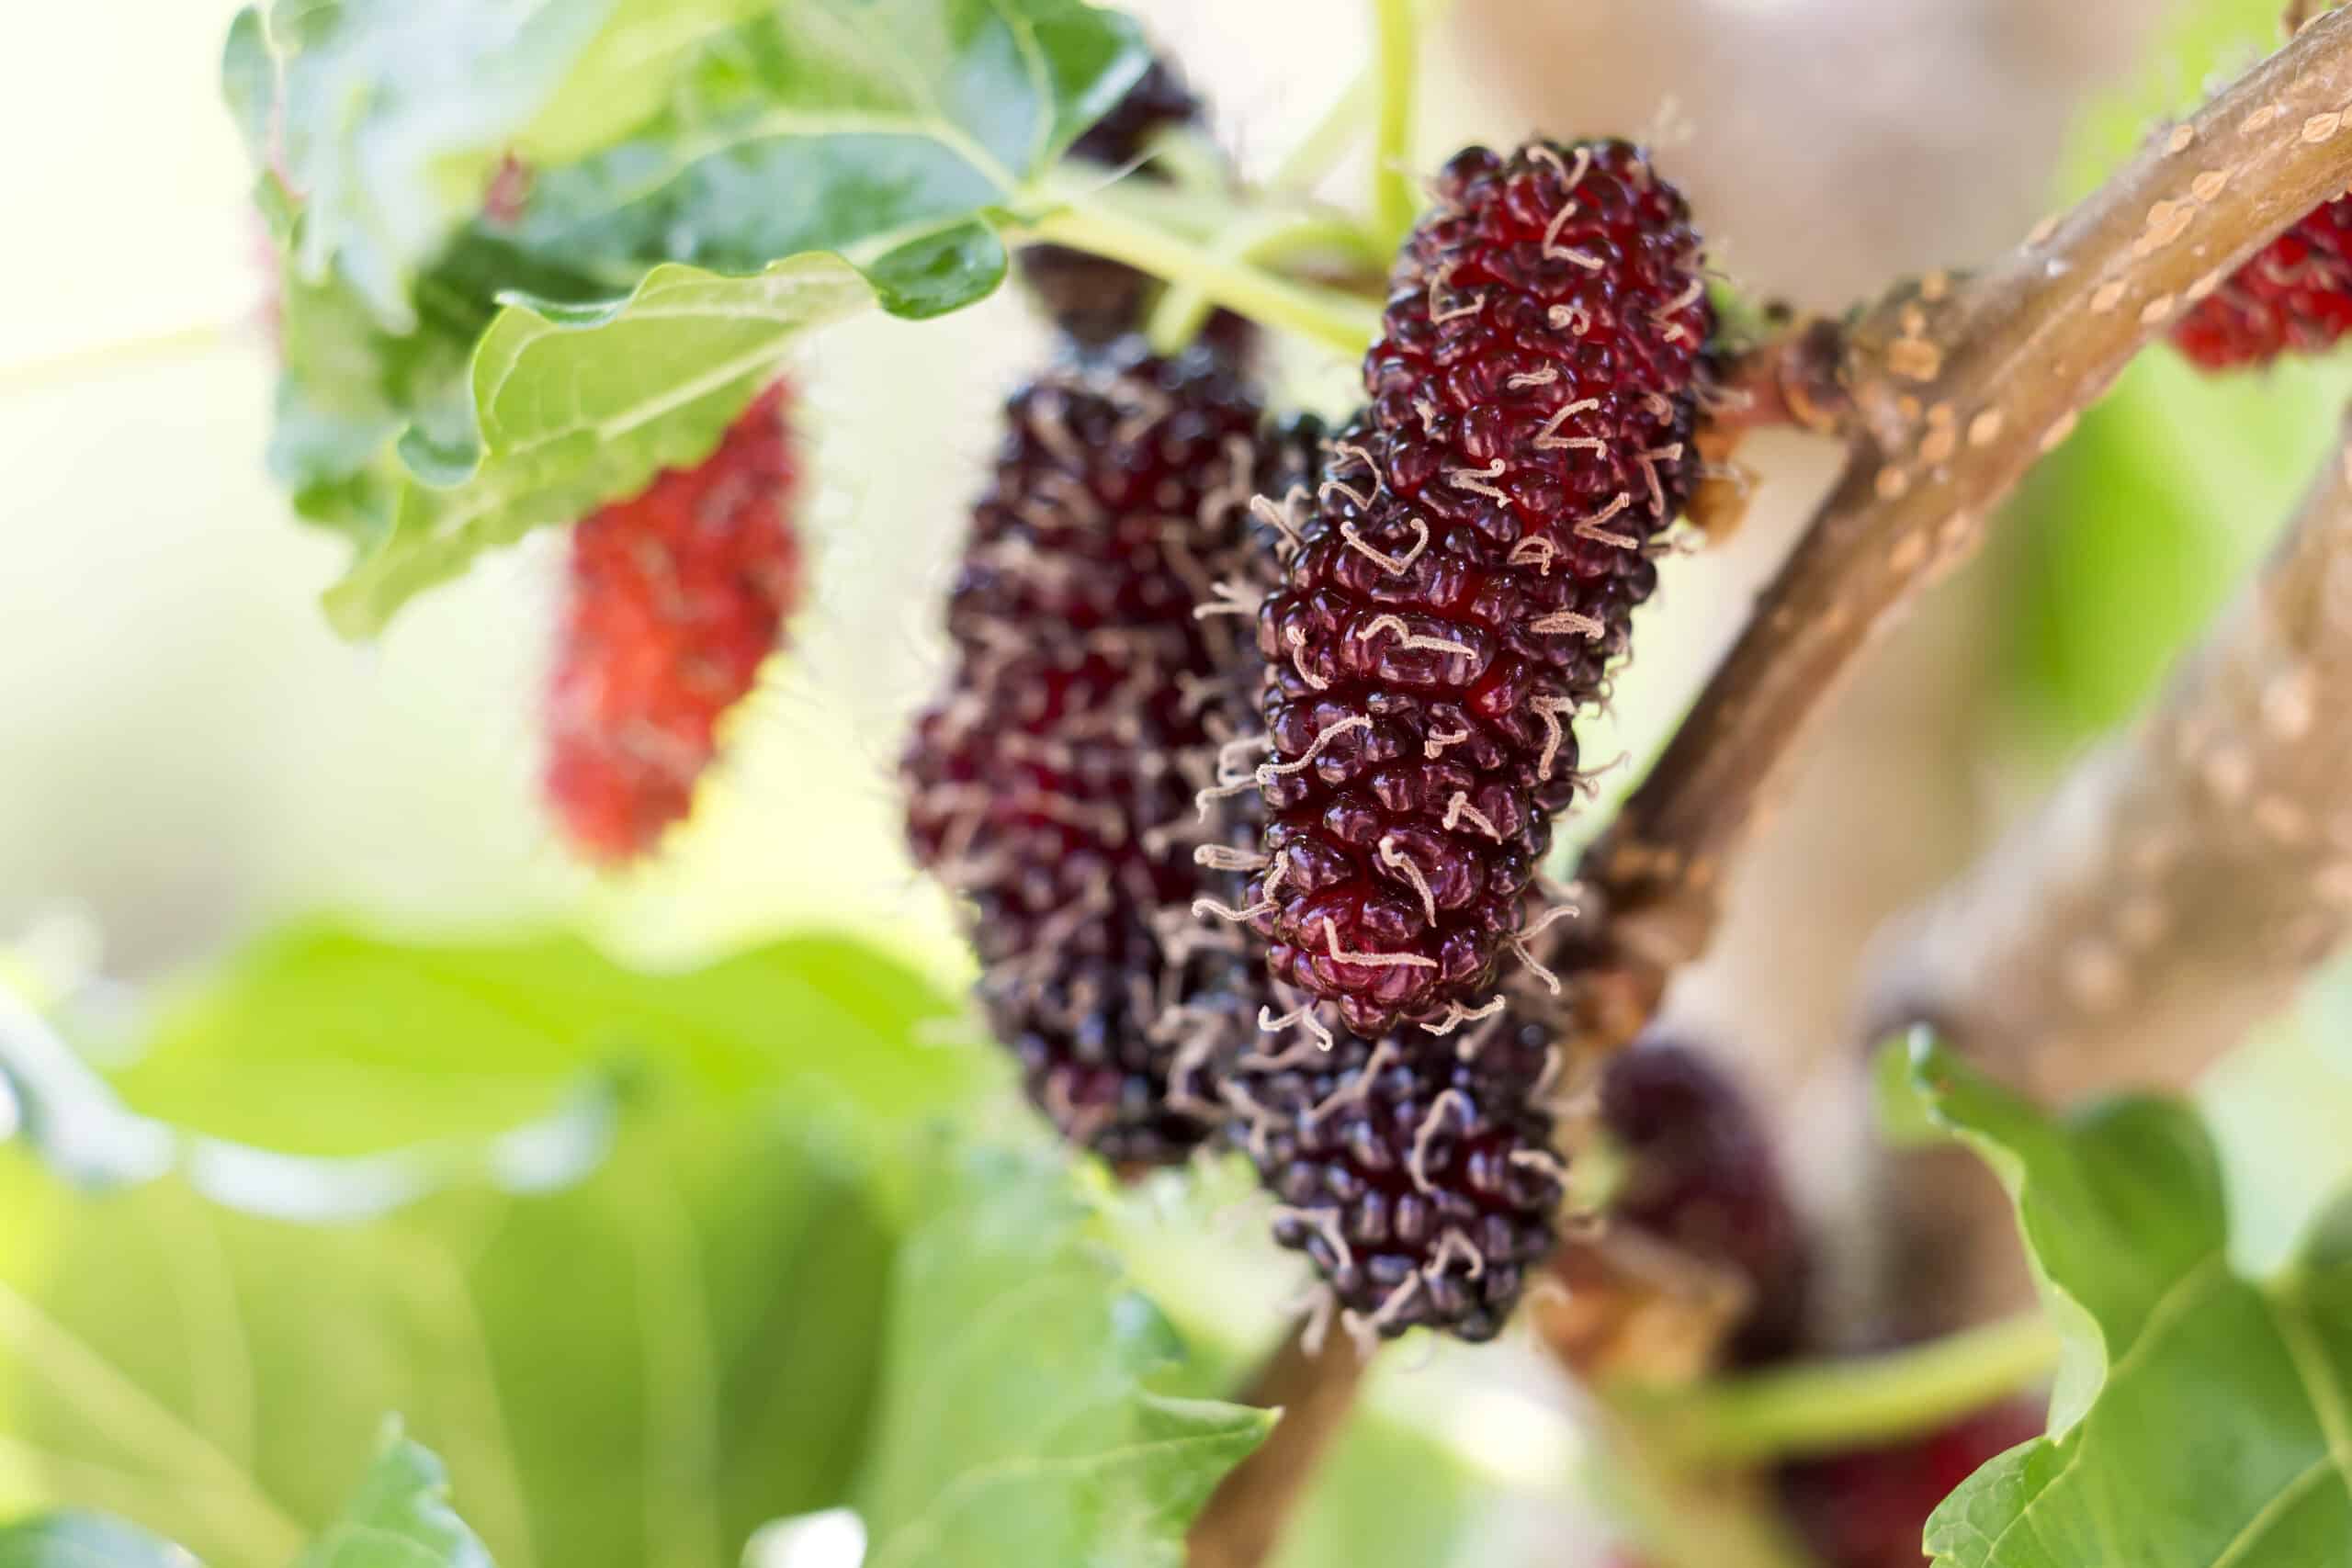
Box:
left=545, top=381, right=799, bottom=863
left=2172, top=194, right=2352, bottom=370
left=1246, top=140, right=1713, bottom=1033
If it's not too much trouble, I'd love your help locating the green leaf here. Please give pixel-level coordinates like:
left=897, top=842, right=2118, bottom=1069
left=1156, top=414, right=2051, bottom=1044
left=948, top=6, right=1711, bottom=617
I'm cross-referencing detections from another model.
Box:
left=494, top=0, right=1147, bottom=286
left=0, top=921, right=983, bottom=1567
left=315, top=254, right=876, bottom=636
left=0, top=977, right=623, bottom=1223
left=220, top=9, right=277, bottom=170
left=854, top=1146, right=1272, bottom=1568
left=0, top=1513, right=194, bottom=1567
left=298, top=1423, right=493, bottom=1568
left=1910, top=1036, right=2352, bottom=1568
left=236, top=0, right=1149, bottom=635
left=243, top=0, right=626, bottom=333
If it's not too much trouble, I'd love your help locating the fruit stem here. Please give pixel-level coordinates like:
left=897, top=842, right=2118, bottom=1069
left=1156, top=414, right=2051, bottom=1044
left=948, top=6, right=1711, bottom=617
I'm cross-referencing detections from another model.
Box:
left=1026, top=203, right=1384, bottom=356
left=1145, top=212, right=1385, bottom=354
left=1622, top=1311, right=2060, bottom=1468
left=1186, top=1325, right=1372, bottom=1568
left=1269, top=71, right=1375, bottom=195
left=1370, top=0, right=1420, bottom=249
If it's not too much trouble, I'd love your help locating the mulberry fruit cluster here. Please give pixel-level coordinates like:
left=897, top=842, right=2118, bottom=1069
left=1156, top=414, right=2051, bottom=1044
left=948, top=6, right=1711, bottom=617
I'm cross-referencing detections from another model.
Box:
left=1777, top=1402, right=2044, bottom=1568
left=546, top=381, right=800, bottom=863
left=1244, top=139, right=1714, bottom=1034
left=1593, top=1039, right=1812, bottom=1365
left=2171, top=193, right=2352, bottom=369
left=903, top=342, right=1309, bottom=1164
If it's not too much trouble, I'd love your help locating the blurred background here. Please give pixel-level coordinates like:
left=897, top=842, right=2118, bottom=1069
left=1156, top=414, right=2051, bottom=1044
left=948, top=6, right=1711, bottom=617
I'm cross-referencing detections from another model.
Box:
left=9, top=0, right=2352, bottom=1563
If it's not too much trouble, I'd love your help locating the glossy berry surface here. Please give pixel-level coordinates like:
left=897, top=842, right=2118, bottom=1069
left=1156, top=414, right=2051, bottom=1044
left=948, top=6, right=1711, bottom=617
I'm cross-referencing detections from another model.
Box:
left=545, top=381, right=798, bottom=863
left=1247, top=140, right=1712, bottom=1033
left=1778, top=1402, right=2045, bottom=1568
left=1599, top=1039, right=1812, bottom=1364
left=2172, top=194, right=2352, bottom=369
left=904, top=342, right=1300, bottom=1163
left=1226, top=999, right=1566, bottom=1341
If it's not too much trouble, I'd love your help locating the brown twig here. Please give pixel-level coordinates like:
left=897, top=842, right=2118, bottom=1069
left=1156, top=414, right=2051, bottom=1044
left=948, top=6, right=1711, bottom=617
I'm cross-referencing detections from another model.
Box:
left=1186, top=1327, right=1370, bottom=1568
left=1869, top=404, right=2352, bottom=1098
left=1854, top=403, right=2352, bottom=1338
left=1185, top=15, right=2352, bottom=1551
left=1584, top=6, right=2352, bottom=1018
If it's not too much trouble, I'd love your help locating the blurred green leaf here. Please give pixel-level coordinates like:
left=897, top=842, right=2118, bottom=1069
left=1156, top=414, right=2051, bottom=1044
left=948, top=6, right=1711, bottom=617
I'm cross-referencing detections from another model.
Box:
left=0, top=1513, right=194, bottom=1567
left=0, top=921, right=979, bottom=1567
left=0, top=1427, right=494, bottom=1568
left=854, top=1145, right=1271, bottom=1568
left=1910, top=1036, right=2352, bottom=1568
left=2008, top=0, right=2352, bottom=744
left=313, top=255, right=870, bottom=637
left=233, top=0, right=1148, bottom=635
left=297, top=1424, right=493, bottom=1568
left=1869, top=1034, right=1950, bottom=1150
left=1271, top=1416, right=1481, bottom=1568
left=239, top=0, right=623, bottom=333
left=2196, top=995, right=2352, bottom=1278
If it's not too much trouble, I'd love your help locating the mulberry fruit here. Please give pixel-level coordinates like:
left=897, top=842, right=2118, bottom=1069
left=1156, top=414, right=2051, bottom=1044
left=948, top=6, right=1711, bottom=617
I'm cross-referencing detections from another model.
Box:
left=1223, top=990, right=1569, bottom=1342
left=1777, top=1402, right=2044, bottom=1568
left=2172, top=194, right=2352, bottom=369
left=1244, top=139, right=1713, bottom=1033
left=1596, top=1040, right=1811, bottom=1365
left=545, top=380, right=798, bottom=863
left=1019, top=57, right=1205, bottom=346
left=904, top=341, right=1306, bottom=1163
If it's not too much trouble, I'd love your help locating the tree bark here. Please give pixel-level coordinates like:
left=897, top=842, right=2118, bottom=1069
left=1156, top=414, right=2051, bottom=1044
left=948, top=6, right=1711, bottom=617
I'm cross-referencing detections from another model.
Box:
left=1853, top=407, right=2352, bottom=1337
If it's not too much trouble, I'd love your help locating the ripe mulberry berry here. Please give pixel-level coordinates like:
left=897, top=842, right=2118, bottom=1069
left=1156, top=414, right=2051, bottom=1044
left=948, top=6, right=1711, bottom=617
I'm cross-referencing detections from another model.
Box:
left=1242, top=141, right=1713, bottom=1034
left=903, top=342, right=1306, bottom=1164
left=1777, top=1402, right=2044, bottom=1568
left=1223, top=992, right=1569, bottom=1342
left=1019, top=57, right=1204, bottom=346
left=2172, top=195, right=2352, bottom=369
left=1596, top=1039, right=1811, bottom=1365
left=545, top=381, right=798, bottom=863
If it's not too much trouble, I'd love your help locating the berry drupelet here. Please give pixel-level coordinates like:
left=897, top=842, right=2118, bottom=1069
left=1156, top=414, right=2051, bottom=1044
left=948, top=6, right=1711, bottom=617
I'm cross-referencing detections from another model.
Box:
left=545, top=380, right=799, bottom=863
left=904, top=341, right=1302, bottom=1164
left=2172, top=194, right=2352, bottom=370
left=1224, top=993, right=1569, bottom=1342
left=1244, top=139, right=1714, bottom=1033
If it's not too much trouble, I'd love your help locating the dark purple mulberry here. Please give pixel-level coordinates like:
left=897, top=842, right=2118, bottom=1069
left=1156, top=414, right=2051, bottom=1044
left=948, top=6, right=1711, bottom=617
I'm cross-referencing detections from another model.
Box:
left=1244, top=139, right=1713, bottom=1034
left=1224, top=992, right=1568, bottom=1342
left=904, top=341, right=1305, bottom=1164
left=2171, top=193, right=2352, bottom=369
left=1596, top=1039, right=1811, bottom=1365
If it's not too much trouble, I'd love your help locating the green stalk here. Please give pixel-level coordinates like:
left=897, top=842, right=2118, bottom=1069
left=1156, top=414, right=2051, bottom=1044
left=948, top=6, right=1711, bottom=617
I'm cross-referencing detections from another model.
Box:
left=1270, top=72, right=1376, bottom=195
left=1026, top=204, right=1382, bottom=357
left=1145, top=213, right=1383, bottom=354
left=1370, top=0, right=1420, bottom=248
left=1623, top=1312, right=2061, bottom=1469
